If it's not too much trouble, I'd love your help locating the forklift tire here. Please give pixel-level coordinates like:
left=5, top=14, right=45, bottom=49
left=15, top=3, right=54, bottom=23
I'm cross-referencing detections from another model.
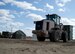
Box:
left=49, top=32, right=54, bottom=42
left=49, top=31, right=59, bottom=42
left=52, top=31, right=59, bottom=42
left=37, top=36, right=45, bottom=41
left=62, top=31, right=68, bottom=42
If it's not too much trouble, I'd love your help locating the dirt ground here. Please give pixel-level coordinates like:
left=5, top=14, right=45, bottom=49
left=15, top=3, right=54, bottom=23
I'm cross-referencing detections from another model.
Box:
left=0, top=38, right=75, bottom=54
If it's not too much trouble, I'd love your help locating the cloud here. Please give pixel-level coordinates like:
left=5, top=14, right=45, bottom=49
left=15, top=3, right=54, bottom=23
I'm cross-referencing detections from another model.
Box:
left=0, top=2, right=5, bottom=5
left=0, top=9, right=24, bottom=32
left=13, top=1, right=43, bottom=11
left=46, top=3, right=54, bottom=9
left=3, top=0, right=14, bottom=3
left=58, top=8, right=65, bottom=12
left=55, top=0, right=71, bottom=7
left=0, top=9, right=15, bottom=18
left=27, top=13, right=45, bottom=21
left=0, top=9, right=15, bottom=22
left=3, top=0, right=43, bottom=11
left=7, top=21, right=24, bottom=32
left=61, top=0, right=71, bottom=3
left=57, top=3, right=65, bottom=7
left=0, top=19, right=25, bottom=32
left=9, top=22, right=24, bottom=27
left=61, top=17, right=75, bottom=26
left=0, top=9, right=9, bottom=15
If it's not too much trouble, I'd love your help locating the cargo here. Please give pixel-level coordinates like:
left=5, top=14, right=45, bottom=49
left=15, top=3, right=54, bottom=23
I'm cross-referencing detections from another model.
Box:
left=63, top=25, right=73, bottom=40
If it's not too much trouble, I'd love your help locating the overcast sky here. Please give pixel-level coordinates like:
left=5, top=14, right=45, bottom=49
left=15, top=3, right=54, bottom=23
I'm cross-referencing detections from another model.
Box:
left=0, top=0, right=75, bottom=38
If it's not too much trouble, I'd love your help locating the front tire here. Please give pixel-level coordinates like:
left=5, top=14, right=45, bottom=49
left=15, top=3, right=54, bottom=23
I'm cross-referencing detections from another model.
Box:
left=49, top=31, right=60, bottom=42
left=62, top=31, right=68, bottom=42
left=37, top=36, right=45, bottom=41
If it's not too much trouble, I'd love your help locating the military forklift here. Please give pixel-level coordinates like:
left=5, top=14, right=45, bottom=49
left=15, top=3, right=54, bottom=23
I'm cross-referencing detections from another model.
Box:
left=32, top=14, right=73, bottom=42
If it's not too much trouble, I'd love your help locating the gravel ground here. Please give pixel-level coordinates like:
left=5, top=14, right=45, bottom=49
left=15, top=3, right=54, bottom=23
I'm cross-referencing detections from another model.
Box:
left=0, top=38, right=75, bottom=54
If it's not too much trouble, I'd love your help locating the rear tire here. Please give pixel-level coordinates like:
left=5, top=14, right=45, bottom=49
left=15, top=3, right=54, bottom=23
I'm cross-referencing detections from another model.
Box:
left=62, top=31, right=68, bottom=42
left=37, top=36, right=45, bottom=41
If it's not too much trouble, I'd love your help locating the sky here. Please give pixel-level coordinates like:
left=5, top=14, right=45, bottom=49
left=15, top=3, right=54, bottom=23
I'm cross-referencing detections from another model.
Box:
left=0, top=0, right=75, bottom=38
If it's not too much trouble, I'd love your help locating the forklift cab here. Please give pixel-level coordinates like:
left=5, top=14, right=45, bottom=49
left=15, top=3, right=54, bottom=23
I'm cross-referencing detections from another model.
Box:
left=46, top=14, right=61, bottom=25
left=34, top=14, right=61, bottom=30
left=46, top=14, right=62, bottom=29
